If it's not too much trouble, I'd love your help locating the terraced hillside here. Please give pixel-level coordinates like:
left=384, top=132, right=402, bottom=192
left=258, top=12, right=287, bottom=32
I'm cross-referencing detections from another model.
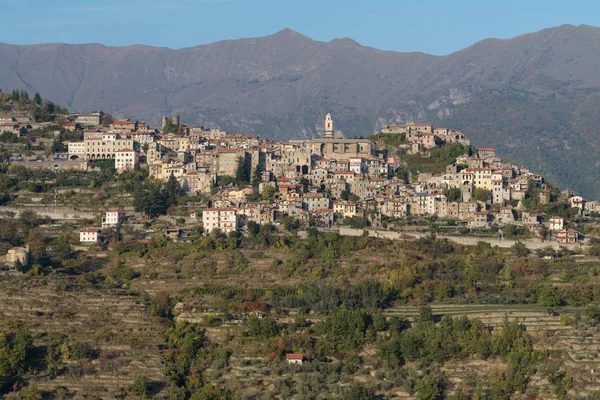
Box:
left=0, top=277, right=167, bottom=398
left=2, top=226, right=600, bottom=398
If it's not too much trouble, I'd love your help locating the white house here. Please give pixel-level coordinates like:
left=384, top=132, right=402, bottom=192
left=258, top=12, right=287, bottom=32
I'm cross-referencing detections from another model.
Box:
left=80, top=227, right=101, bottom=243
left=286, top=353, right=303, bottom=365
left=115, top=148, right=138, bottom=172
left=202, top=208, right=239, bottom=234
left=549, top=216, right=564, bottom=232
left=102, top=209, right=125, bottom=227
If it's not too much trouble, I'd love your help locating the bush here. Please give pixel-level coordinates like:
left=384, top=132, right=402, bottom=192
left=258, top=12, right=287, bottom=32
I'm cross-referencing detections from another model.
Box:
left=560, top=315, right=574, bottom=326
left=131, top=375, right=149, bottom=397
left=69, top=342, right=96, bottom=360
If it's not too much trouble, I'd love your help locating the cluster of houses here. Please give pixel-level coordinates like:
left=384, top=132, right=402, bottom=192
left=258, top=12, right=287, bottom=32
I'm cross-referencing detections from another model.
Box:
left=0, top=245, right=29, bottom=275
left=0, top=116, right=31, bottom=136
left=67, top=112, right=593, bottom=245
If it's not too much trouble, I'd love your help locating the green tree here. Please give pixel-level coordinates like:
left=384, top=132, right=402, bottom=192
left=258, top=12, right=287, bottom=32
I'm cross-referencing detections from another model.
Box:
left=511, top=242, right=530, bottom=257
left=218, top=175, right=234, bottom=187
left=150, top=291, right=172, bottom=319
left=235, top=156, right=249, bottom=185
left=33, top=93, right=42, bottom=105
left=262, top=185, right=276, bottom=201
left=19, top=385, right=42, bottom=400
left=415, top=373, right=445, bottom=400
left=131, top=375, right=150, bottom=397
left=0, top=329, right=34, bottom=392
left=51, top=137, right=65, bottom=153
left=342, top=384, right=375, bottom=400
left=395, top=167, right=409, bottom=183
left=133, top=181, right=169, bottom=218
left=372, top=309, right=388, bottom=331
left=246, top=314, right=261, bottom=336
left=320, top=308, right=370, bottom=355
left=260, top=317, right=280, bottom=338
left=45, top=101, right=55, bottom=114
left=418, top=305, right=434, bottom=323
left=164, top=173, right=182, bottom=206
left=281, top=216, right=300, bottom=231
left=163, top=322, right=208, bottom=387
left=473, top=188, right=493, bottom=203
left=247, top=221, right=260, bottom=236
left=251, top=164, right=263, bottom=188
left=190, top=386, right=232, bottom=400
left=537, top=286, right=563, bottom=308
left=445, top=187, right=462, bottom=202
left=50, top=236, right=74, bottom=261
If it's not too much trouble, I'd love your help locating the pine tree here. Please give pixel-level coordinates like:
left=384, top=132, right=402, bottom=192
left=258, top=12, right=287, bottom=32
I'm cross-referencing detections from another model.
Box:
left=164, top=173, right=181, bottom=206
left=251, top=164, right=263, bottom=188
left=235, top=156, right=248, bottom=185
left=33, top=93, right=42, bottom=105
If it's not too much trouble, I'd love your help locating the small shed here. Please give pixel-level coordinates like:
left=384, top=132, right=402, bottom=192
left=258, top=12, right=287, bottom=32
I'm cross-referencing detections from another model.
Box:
left=286, top=353, right=303, bottom=365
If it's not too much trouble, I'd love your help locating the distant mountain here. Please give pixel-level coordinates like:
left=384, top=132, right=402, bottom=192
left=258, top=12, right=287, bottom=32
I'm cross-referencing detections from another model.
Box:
left=1, top=25, right=600, bottom=198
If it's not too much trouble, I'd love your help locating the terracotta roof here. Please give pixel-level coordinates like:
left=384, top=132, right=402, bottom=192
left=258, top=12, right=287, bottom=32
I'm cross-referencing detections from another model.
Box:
left=286, top=354, right=303, bottom=360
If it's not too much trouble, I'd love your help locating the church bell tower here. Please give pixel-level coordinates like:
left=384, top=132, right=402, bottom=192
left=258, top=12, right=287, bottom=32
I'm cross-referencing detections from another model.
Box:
left=324, top=113, right=334, bottom=139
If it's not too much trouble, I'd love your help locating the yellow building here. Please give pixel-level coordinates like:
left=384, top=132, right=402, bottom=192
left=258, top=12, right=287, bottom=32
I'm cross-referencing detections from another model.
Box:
left=334, top=201, right=357, bottom=218
left=462, top=168, right=494, bottom=191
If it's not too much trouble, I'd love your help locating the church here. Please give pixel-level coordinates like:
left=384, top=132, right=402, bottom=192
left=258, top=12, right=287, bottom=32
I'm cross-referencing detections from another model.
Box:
left=308, top=113, right=375, bottom=160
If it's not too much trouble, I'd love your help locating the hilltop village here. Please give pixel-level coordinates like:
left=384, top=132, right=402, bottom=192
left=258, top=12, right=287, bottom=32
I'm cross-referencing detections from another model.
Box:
left=0, top=92, right=596, bottom=248
left=2, top=104, right=593, bottom=250
left=4, top=91, right=600, bottom=399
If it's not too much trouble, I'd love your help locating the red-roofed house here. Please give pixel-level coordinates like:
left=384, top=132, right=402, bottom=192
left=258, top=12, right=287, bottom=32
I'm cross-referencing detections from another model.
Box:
left=556, top=229, right=579, bottom=244
left=311, top=208, right=334, bottom=226
left=286, top=353, right=303, bottom=365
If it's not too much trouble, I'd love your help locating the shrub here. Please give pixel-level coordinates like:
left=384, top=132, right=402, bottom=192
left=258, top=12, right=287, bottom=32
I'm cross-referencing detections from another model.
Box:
left=560, top=315, right=574, bottom=326
left=131, top=375, right=149, bottom=397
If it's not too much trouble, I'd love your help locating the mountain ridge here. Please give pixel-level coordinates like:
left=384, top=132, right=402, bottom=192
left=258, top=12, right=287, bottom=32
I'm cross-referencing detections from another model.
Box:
left=0, top=24, right=599, bottom=198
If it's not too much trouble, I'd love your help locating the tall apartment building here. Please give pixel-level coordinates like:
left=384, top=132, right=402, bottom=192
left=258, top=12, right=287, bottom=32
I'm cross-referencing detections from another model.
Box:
left=202, top=208, right=239, bottom=234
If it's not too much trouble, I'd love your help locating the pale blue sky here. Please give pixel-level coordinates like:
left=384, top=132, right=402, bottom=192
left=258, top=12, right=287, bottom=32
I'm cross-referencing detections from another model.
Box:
left=2, top=0, right=599, bottom=54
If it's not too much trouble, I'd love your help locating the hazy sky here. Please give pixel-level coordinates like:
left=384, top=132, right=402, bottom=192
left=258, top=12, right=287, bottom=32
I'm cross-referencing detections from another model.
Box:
left=2, top=0, right=599, bottom=55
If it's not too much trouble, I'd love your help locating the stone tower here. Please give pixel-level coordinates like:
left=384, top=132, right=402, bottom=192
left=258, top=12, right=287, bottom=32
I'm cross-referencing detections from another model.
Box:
left=323, top=113, right=334, bottom=139
left=461, top=181, right=473, bottom=203
left=170, top=115, right=180, bottom=127
left=161, top=116, right=168, bottom=130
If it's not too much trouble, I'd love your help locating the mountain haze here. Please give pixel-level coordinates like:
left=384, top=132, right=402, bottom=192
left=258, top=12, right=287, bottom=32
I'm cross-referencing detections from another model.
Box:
left=1, top=25, right=600, bottom=198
